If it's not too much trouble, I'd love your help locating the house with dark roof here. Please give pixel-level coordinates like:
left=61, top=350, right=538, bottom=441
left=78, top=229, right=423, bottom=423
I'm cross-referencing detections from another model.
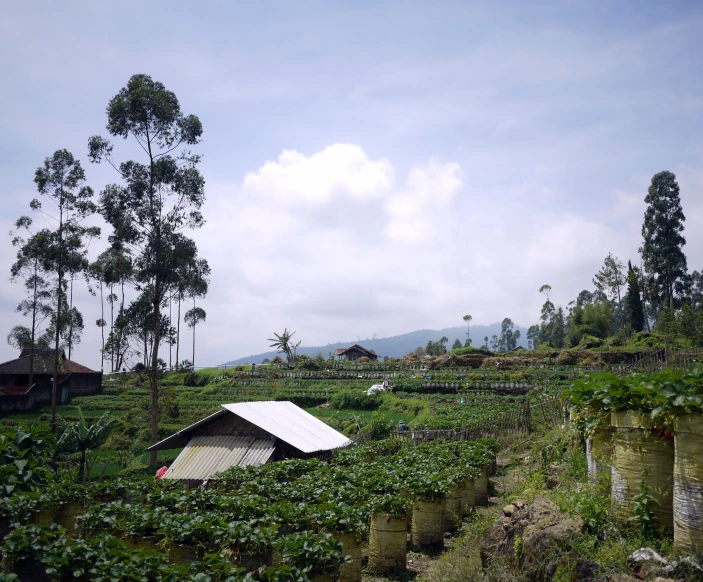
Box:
left=148, top=401, right=352, bottom=487
left=333, top=344, right=379, bottom=362
left=0, top=349, right=102, bottom=414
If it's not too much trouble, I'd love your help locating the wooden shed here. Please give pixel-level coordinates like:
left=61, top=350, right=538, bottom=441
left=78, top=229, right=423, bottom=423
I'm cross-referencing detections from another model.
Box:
left=148, top=401, right=352, bottom=487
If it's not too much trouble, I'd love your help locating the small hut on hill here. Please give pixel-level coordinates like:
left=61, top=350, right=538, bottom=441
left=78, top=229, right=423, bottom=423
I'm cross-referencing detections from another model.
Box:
left=148, top=401, right=352, bottom=487
left=334, top=344, right=378, bottom=362
left=0, top=349, right=102, bottom=413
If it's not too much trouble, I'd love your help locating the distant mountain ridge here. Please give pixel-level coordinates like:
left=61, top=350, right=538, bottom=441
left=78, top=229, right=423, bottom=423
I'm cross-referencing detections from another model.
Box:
left=221, top=323, right=529, bottom=366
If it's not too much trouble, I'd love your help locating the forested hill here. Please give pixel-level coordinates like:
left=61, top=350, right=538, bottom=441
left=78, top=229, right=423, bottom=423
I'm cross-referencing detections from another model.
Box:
left=221, top=323, right=529, bottom=365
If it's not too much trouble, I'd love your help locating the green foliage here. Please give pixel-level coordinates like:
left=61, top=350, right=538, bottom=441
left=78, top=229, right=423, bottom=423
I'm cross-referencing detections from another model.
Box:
left=268, top=328, right=301, bottom=363
left=58, top=407, right=115, bottom=482
left=577, top=334, right=604, bottom=349
left=330, top=391, right=380, bottom=410
left=626, top=261, right=645, bottom=333
left=366, top=412, right=395, bottom=440
left=566, top=364, right=703, bottom=429
left=0, top=424, right=56, bottom=494
left=566, top=302, right=613, bottom=347
left=628, top=481, right=661, bottom=540
left=278, top=531, right=347, bottom=574
left=413, top=396, right=525, bottom=429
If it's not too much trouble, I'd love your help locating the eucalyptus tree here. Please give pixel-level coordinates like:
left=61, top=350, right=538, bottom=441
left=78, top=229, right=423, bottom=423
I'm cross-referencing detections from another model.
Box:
left=9, top=220, right=54, bottom=389
left=462, top=314, right=472, bottom=345
left=538, top=284, right=555, bottom=346
left=31, top=150, right=99, bottom=429
left=641, top=171, right=687, bottom=311
left=526, top=325, right=539, bottom=350
left=593, top=253, right=626, bottom=331
left=88, top=74, right=205, bottom=463
left=89, top=247, right=133, bottom=371
left=593, top=253, right=626, bottom=305
left=184, top=306, right=206, bottom=369
left=174, top=251, right=209, bottom=369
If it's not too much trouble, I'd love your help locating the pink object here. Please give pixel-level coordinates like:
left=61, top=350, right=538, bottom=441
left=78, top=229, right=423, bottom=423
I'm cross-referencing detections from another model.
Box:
left=155, top=466, right=169, bottom=479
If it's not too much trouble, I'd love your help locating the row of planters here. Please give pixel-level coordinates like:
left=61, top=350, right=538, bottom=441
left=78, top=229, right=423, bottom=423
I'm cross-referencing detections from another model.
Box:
left=567, top=363, right=703, bottom=554
left=0, top=431, right=497, bottom=580
left=216, top=438, right=498, bottom=576
left=1, top=523, right=329, bottom=581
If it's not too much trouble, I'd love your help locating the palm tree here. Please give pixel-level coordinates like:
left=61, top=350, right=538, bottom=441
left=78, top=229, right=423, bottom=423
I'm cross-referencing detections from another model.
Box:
left=184, top=305, right=206, bottom=369
left=58, top=407, right=114, bottom=482
left=268, top=328, right=301, bottom=363
left=463, top=314, right=472, bottom=345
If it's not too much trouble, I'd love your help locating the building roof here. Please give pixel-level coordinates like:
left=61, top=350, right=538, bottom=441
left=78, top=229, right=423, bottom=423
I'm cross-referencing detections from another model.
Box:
left=162, top=436, right=275, bottom=480
left=0, top=349, right=98, bottom=375
left=149, top=401, right=352, bottom=454
left=334, top=344, right=378, bottom=357
left=223, top=401, right=352, bottom=453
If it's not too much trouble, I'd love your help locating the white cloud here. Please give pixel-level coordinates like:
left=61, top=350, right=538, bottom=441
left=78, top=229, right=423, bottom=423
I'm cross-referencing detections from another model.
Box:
left=188, top=144, right=644, bottom=363
left=242, top=144, right=394, bottom=205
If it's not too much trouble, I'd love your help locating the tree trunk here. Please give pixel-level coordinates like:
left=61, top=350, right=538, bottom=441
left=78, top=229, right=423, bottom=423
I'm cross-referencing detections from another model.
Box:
left=169, top=295, right=172, bottom=370
left=110, top=283, right=115, bottom=372
left=29, top=259, right=38, bottom=393
left=149, top=276, right=161, bottom=466
left=51, top=195, right=65, bottom=431
left=100, top=280, right=105, bottom=372
left=79, top=449, right=86, bottom=483
left=68, top=275, right=74, bottom=359
left=176, top=295, right=181, bottom=368
left=192, top=296, right=196, bottom=368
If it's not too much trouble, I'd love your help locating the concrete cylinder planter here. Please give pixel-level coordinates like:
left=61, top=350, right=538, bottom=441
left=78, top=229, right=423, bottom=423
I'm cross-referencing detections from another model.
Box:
left=124, top=535, right=161, bottom=552
left=30, top=508, right=54, bottom=526
left=368, top=514, right=407, bottom=573
left=231, top=550, right=272, bottom=570
left=54, top=500, right=84, bottom=536
left=611, top=411, right=674, bottom=532
left=167, top=543, right=200, bottom=564
left=460, top=479, right=475, bottom=517
left=336, top=532, right=362, bottom=582
left=673, top=414, right=703, bottom=553
left=411, top=498, right=446, bottom=547
left=586, top=414, right=613, bottom=485
left=443, top=487, right=463, bottom=533
left=474, top=465, right=489, bottom=506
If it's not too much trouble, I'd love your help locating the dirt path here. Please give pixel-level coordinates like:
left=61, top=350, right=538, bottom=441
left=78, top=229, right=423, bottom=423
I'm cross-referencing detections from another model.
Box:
left=362, top=439, right=532, bottom=582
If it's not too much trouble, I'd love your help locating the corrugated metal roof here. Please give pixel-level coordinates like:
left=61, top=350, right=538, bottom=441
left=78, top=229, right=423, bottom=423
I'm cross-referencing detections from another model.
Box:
left=148, top=409, right=228, bottom=451
left=163, top=436, right=275, bottom=480
left=222, top=401, right=352, bottom=453
left=239, top=437, right=277, bottom=467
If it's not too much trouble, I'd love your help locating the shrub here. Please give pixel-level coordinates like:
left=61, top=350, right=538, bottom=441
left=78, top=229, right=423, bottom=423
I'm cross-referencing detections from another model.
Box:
left=578, top=335, right=603, bottom=349
left=555, top=351, right=577, bottom=365
left=330, top=392, right=380, bottom=410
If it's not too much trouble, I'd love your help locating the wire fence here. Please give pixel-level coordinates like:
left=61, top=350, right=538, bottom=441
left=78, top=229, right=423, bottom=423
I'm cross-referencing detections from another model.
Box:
left=354, top=396, right=566, bottom=446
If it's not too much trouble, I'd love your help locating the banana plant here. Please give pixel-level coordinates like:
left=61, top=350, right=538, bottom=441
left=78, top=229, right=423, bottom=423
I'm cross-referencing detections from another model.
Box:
left=58, top=407, right=114, bottom=483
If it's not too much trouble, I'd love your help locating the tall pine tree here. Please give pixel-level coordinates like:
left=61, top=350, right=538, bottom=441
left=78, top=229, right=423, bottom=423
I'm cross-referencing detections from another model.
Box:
left=641, top=171, right=687, bottom=310
left=626, top=261, right=645, bottom=332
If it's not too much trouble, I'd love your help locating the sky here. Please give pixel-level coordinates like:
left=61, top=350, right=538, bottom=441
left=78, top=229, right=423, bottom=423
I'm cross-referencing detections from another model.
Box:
left=1, top=1, right=703, bottom=369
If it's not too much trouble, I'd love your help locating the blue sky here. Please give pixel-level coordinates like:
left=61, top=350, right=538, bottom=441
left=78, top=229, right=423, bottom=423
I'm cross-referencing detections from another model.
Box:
left=1, top=1, right=702, bottom=367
